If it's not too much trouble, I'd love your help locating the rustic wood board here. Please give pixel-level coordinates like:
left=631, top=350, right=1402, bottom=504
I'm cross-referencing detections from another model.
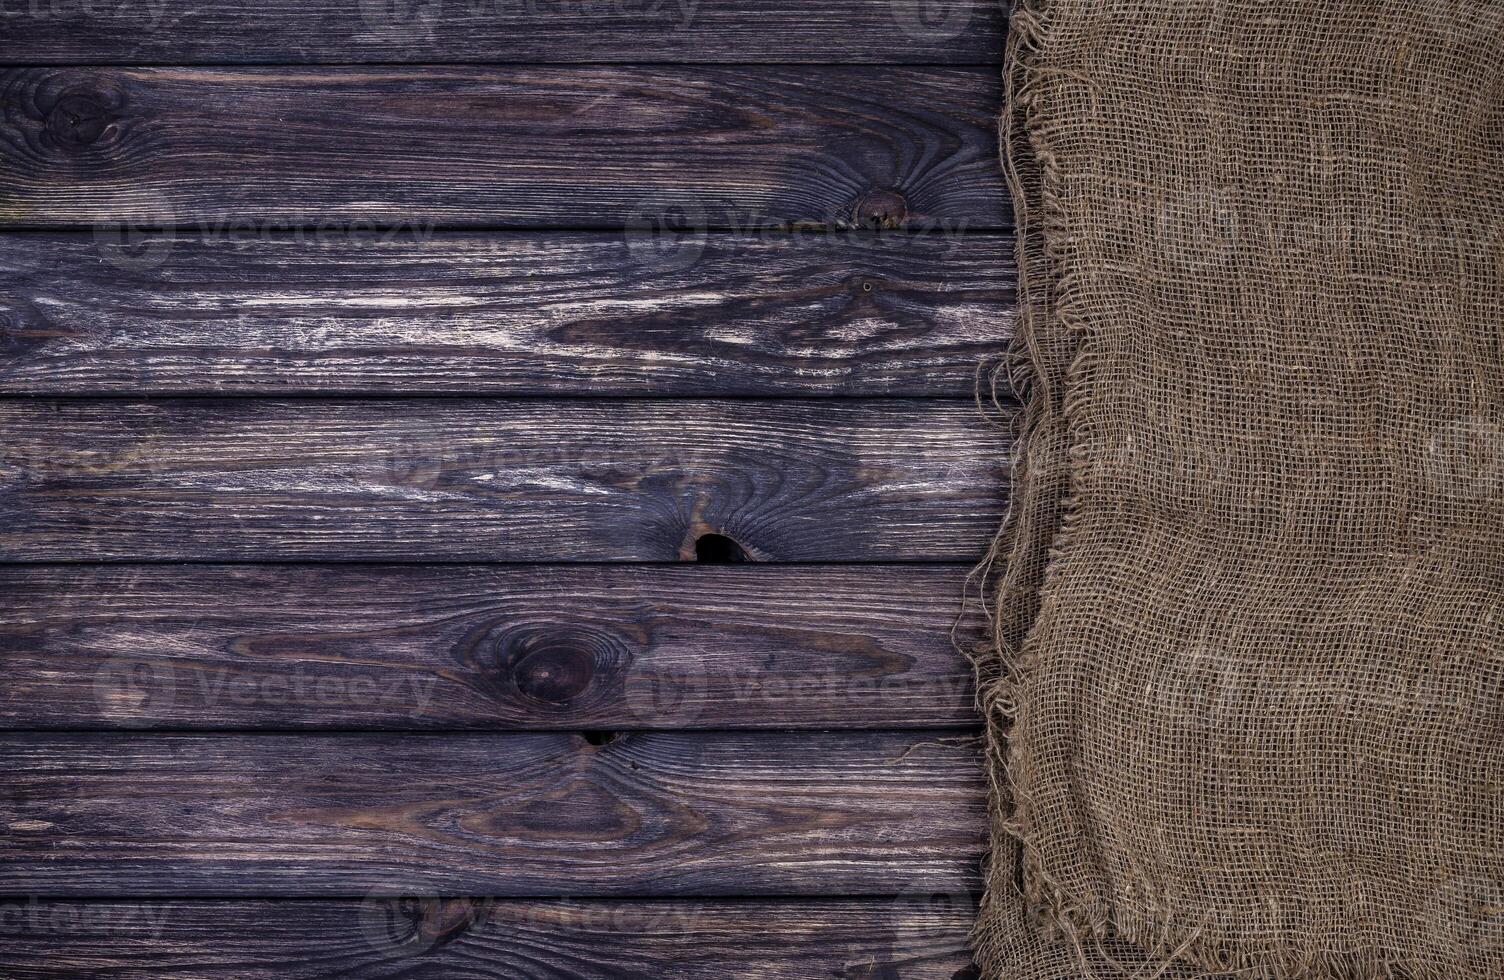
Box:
left=0, top=732, right=986, bottom=896
left=0, top=398, right=1008, bottom=562
left=0, top=0, right=1005, bottom=66
left=0, top=3, right=1007, bottom=974
left=0, top=898, right=976, bottom=978
left=0, top=67, right=1006, bottom=230
left=2, top=564, right=979, bottom=730
left=0, top=231, right=1014, bottom=396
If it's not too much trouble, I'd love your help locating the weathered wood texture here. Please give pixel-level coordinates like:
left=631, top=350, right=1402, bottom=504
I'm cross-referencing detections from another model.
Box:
left=0, top=732, right=986, bottom=896
left=0, top=67, right=1006, bottom=230
left=0, top=398, right=1008, bottom=562
left=0, top=0, right=1005, bottom=66
left=0, top=10, right=1004, bottom=977
left=0, top=231, right=1014, bottom=396
left=0, top=898, right=977, bottom=979
left=2, top=564, right=979, bottom=730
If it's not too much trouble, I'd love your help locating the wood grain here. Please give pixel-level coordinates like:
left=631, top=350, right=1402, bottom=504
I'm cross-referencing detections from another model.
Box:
left=0, top=0, right=1005, bottom=66
left=2, top=0, right=1010, bottom=66
left=0, top=398, right=1008, bottom=563
left=1, top=564, right=980, bottom=730
left=0, top=898, right=978, bottom=978
left=0, top=67, right=1006, bottom=230
left=0, top=231, right=1014, bottom=396
left=0, top=732, right=986, bottom=896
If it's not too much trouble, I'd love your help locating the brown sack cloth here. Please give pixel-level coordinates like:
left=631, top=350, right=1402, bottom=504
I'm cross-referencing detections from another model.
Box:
left=974, top=1, right=1504, bottom=976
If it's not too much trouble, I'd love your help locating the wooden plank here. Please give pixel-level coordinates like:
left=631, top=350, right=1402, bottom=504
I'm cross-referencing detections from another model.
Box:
left=0, top=898, right=977, bottom=978
left=2, top=564, right=979, bottom=730
left=0, top=399, right=1008, bottom=563
left=0, top=231, right=1015, bottom=396
left=0, top=732, right=986, bottom=896
left=0, top=67, right=1006, bottom=230
left=0, top=0, right=1005, bottom=66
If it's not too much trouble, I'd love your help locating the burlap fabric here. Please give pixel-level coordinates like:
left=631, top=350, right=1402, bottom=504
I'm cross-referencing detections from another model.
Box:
left=974, top=2, right=1504, bottom=976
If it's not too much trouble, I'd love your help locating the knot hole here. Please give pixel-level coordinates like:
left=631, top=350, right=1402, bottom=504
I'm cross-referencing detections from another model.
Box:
left=695, top=533, right=749, bottom=563
left=854, top=189, right=909, bottom=229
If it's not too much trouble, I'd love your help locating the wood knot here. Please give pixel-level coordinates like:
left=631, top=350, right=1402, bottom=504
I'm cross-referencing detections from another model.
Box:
left=485, top=621, right=637, bottom=714
left=0, top=309, right=49, bottom=359
left=361, top=893, right=488, bottom=956
left=854, top=189, right=909, bottom=229
left=512, top=642, right=598, bottom=705
left=412, top=898, right=485, bottom=951
left=47, top=91, right=116, bottom=149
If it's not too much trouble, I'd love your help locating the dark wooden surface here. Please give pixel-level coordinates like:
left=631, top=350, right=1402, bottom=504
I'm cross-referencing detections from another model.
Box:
left=0, top=899, right=976, bottom=978
left=0, top=0, right=1006, bottom=66
left=0, top=732, right=985, bottom=896
left=0, top=231, right=1013, bottom=396
left=2, top=564, right=978, bottom=730
left=0, top=1, right=1004, bottom=973
left=0, top=67, right=1006, bottom=230
left=0, top=398, right=1007, bottom=562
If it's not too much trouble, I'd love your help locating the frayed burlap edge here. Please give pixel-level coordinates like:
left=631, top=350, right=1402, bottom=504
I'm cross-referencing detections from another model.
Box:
left=968, top=0, right=1082, bottom=974
left=967, top=3, right=1455, bottom=977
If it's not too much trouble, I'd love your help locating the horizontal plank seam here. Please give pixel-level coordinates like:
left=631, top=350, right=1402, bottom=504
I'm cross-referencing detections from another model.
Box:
left=0, top=393, right=1016, bottom=404
left=0, top=727, right=983, bottom=738
left=0, top=227, right=1016, bottom=239
left=0, top=726, right=988, bottom=736
left=0, top=559, right=983, bottom=569
left=0, top=893, right=982, bottom=903
left=0, top=559, right=997, bottom=569
left=0, top=395, right=1006, bottom=405
left=0, top=60, right=1005, bottom=70
left=0, top=223, right=1017, bottom=235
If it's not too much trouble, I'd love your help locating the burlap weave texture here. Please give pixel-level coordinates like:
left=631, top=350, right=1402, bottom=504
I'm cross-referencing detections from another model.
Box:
left=975, top=2, right=1504, bottom=977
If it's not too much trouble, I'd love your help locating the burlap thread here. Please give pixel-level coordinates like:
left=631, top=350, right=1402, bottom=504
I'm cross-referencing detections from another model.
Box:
left=973, top=2, right=1504, bottom=977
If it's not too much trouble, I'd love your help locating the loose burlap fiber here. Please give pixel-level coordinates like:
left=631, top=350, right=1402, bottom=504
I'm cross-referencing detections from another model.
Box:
left=974, top=1, right=1504, bottom=977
